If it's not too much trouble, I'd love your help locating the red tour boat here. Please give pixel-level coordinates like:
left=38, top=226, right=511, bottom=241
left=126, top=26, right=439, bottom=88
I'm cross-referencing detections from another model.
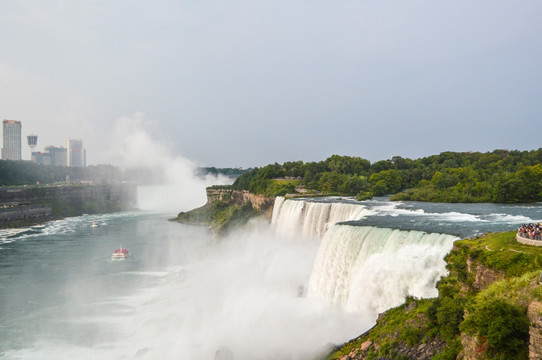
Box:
left=112, top=246, right=129, bottom=259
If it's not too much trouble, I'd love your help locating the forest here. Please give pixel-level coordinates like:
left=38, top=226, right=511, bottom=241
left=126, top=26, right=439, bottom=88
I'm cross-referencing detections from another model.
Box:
left=232, top=149, right=542, bottom=203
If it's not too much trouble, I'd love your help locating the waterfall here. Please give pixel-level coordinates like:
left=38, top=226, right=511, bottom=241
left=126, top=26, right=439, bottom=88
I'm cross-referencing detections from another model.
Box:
left=307, top=225, right=457, bottom=317
left=272, top=197, right=375, bottom=238
left=271, top=197, right=457, bottom=320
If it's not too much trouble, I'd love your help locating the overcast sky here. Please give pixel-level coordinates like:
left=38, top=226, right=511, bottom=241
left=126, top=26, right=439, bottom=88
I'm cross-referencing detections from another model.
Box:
left=1, top=1, right=541, bottom=168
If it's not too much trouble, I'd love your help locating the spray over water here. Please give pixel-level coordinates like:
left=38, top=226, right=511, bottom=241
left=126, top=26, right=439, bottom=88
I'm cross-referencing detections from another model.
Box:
left=107, top=113, right=230, bottom=212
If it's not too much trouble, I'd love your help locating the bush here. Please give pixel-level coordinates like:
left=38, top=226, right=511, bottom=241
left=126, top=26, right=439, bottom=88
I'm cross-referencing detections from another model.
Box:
left=460, top=298, right=529, bottom=357
left=436, top=297, right=465, bottom=341
left=432, top=339, right=462, bottom=360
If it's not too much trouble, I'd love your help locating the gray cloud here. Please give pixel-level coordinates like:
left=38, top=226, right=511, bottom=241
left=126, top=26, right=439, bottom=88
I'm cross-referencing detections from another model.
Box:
left=1, top=0, right=541, bottom=167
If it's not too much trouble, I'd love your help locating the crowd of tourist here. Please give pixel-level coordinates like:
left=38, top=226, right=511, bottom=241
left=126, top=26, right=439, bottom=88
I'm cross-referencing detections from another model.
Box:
left=518, top=223, right=542, bottom=240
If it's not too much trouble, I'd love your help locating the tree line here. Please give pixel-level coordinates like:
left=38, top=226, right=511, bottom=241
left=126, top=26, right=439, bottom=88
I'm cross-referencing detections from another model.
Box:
left=0, top=161, right=247, bottom=187
left=0, top=160, right=124, bottom=185
left=231, top=149, right=542, bottom=203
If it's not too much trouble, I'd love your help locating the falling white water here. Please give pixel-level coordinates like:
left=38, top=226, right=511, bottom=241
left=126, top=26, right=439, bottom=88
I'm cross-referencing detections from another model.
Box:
left=307, top=225, right=457, bottom=319
left=272, top=197, right=376, bottom=238
left=271, top=197, right=458, bottom=320
left=271, top=197, right=306, bottom=237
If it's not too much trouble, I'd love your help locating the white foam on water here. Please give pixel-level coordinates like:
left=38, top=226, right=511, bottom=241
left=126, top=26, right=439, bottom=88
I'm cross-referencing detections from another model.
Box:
left=486, top=213, right=536, bottom=223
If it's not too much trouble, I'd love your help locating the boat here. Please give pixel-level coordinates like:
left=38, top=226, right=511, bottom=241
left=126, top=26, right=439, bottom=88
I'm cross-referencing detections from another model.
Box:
left=91, top=221, right=100, bottom=227
left=112, top=246, right=129, bottom=259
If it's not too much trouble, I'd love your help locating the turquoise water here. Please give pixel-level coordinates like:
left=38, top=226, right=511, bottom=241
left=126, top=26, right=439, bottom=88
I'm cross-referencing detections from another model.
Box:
left=1, top=198, right=542, bottom=359
left=0, top=212, right=215, bottom=358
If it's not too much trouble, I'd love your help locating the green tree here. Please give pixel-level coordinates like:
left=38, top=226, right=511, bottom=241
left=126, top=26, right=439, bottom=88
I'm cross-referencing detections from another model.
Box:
left=460, top=298, right=529, bottom=356
left=369, top=169, right=405, bottom=196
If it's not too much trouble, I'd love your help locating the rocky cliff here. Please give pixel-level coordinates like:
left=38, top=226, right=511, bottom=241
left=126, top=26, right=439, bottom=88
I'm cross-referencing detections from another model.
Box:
left=176, top=186, right=275, bottom=235
left=0, top=184, right=137, bottom=227
left=205, top=187, right=275, bottom=215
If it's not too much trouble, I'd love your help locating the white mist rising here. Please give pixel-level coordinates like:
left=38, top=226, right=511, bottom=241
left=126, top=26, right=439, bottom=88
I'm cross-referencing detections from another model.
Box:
left=126, top=225, right=367, bottom=360
left=107, top=113, right=230, bottom=213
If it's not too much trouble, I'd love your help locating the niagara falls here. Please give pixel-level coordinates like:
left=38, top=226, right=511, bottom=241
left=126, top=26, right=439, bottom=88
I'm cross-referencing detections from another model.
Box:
left=2, top=1, right=542, bottom=359
left=2, top=191, right=542, bottom=359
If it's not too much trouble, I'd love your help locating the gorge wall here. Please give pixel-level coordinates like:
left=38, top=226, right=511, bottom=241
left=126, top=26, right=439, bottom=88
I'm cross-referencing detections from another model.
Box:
left=0, top=184, right=137, bottom=226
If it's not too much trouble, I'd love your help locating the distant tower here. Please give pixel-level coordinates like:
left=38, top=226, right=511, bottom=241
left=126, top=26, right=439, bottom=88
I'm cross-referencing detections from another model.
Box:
left=27, top=134, right=38, bottom=160
left=2, top=120, right=22, bottom=160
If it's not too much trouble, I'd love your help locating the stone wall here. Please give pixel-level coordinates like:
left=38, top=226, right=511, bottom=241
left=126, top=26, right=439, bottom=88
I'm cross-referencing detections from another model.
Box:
left=0, top=205, right=53, bottom=222
left=517, top=233, right=542, bottom=247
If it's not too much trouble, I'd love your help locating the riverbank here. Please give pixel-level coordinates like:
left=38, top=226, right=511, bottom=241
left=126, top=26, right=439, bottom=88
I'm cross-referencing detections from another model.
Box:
left=0, top=183, right=137, bottom=228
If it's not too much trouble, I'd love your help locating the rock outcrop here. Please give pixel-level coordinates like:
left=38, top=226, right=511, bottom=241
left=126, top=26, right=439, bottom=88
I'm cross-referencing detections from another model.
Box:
left=467, top=257, right=505, bottom=292
left=206, top=187, right=275, bottom=215
left=528, top=301, right=542, bottom=359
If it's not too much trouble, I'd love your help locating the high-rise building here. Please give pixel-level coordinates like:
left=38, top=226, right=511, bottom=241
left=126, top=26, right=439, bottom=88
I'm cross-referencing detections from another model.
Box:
left=2, top=120, right=22, bottom=160
left=31, top=146, right=68, bottom=166
left=44, top=146, right=67, bottom=166
left=66, top=139, right=86, bottom=167
left=31, top=151, right=52, bottom=165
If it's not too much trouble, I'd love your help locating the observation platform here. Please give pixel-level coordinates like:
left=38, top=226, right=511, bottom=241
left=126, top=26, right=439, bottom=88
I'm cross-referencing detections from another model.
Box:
left=516, top=232, right=542, bottom=247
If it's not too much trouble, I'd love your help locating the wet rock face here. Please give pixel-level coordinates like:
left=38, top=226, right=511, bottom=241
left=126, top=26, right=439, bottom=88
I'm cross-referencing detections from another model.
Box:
left=528, top=301, right=542, bottom=360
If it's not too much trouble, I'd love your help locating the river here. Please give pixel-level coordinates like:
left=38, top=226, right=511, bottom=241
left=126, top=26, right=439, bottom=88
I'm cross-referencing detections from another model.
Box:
left=1, top=195, right=541, bottom=359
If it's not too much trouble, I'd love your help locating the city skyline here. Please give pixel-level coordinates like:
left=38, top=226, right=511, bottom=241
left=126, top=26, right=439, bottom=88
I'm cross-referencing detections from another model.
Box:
left=1, top=1, right=541, bottom=168
left=2, top=118, right=86, bottom=166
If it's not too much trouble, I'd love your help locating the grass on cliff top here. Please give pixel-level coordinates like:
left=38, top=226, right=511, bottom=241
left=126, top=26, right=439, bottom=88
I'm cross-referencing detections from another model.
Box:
left=456, top=231, right=542, bottom=277
left=176, top=200, right=261, bottom=236
left=273, top=179, right=302, bottom=186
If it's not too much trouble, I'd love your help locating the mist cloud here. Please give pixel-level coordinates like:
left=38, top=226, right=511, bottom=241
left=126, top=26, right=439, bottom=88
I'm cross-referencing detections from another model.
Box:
left=108, top=112, right=229, bottom=212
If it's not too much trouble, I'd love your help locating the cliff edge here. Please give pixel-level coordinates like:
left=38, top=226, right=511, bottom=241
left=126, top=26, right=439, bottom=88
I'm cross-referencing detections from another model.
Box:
left=175, top=186, right=275, bottom=235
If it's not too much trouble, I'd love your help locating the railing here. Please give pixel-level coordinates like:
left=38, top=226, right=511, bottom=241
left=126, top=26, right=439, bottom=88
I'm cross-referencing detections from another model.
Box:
left=517, top=232, right=542, bottom=247
left=517, top=232, right=542, bottom=241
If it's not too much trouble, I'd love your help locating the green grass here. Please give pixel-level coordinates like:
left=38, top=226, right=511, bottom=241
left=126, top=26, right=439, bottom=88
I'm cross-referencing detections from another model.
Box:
left=176, top=200, right=262, bottom=236
left=459, top=231, right=542, bottom=277
left=273, top=179, right=302, bottom=186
